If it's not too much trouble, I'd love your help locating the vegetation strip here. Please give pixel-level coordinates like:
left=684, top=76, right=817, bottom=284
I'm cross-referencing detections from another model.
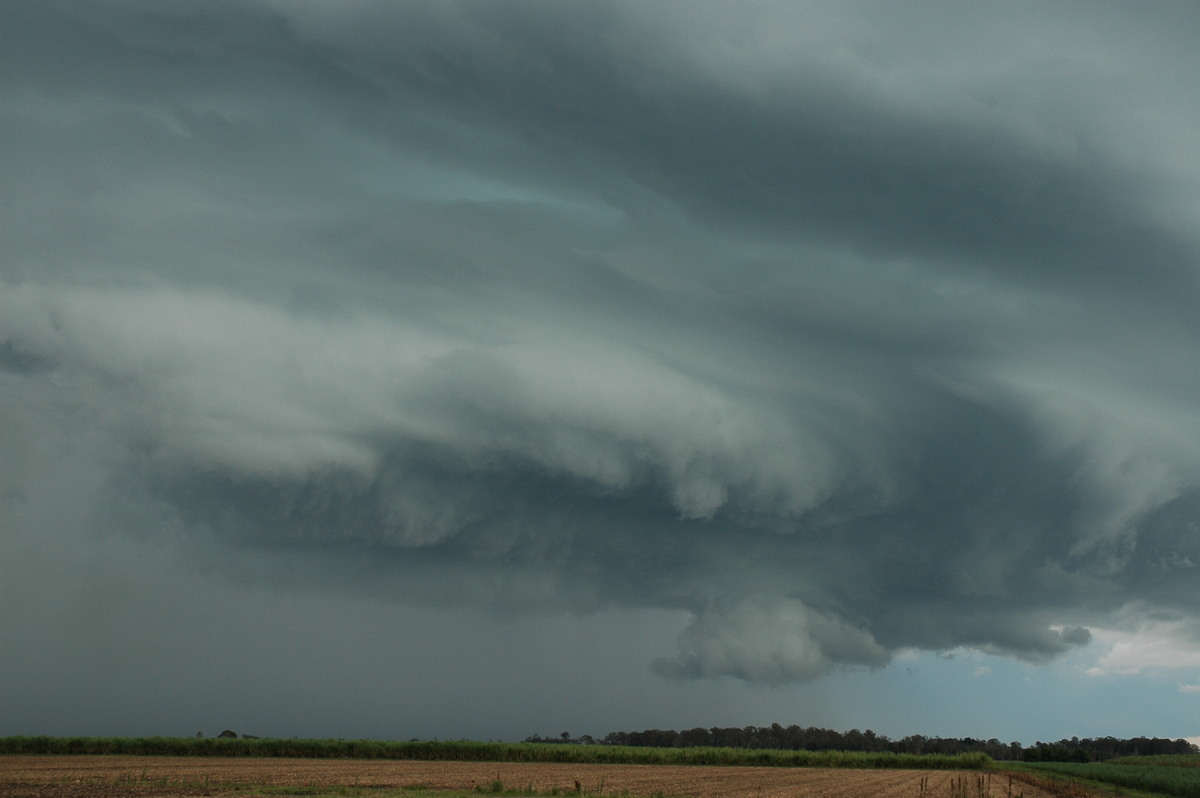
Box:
left=0, top=736, right=990, bottom=769
left=1109, top=755, right=1200, bottom=768
left=1017, top=760, right=1200, bottom=798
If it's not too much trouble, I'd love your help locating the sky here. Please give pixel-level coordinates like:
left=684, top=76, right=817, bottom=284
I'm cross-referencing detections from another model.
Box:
left=2, top=0, right=1199, bottom=747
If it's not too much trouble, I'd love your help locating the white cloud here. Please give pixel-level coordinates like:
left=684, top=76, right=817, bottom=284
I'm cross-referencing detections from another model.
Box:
left=1180, top=684, right=1200, bottom=694
left=0, top=277, right=863, bottom=526
left=1084, top=620, right=1200, bottom=677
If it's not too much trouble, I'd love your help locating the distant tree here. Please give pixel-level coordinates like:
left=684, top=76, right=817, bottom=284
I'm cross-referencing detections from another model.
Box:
left=595, top=724, right=1195, bottom=762
left=678, top=727, right=712, bottom=747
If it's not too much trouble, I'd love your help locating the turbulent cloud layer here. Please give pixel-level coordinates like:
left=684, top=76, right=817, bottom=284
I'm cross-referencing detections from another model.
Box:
left=3, top=0, right=1200, bottom=691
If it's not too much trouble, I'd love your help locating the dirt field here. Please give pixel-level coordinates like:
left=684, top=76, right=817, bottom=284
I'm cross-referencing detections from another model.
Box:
left=0, top=756, right=1097, bottom=798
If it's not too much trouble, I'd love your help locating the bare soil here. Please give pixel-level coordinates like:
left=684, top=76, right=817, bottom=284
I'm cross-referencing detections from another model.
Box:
left=0, top=755, right=1100, bottom=798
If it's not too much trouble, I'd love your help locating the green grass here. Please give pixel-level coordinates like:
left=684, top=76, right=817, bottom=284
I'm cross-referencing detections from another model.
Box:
left=0, top=736, right=992, bottom=770
left=1018, top=760, right=1200, bottom=797
left=1108, top=755, right=1200, bottom=768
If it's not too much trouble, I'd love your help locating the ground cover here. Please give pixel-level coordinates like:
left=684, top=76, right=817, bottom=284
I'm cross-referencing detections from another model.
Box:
left=0, top=755, right=1106, bottom=798
left=1108, top=755, right=1200, bottom=769
left=1019, top=759, right=1200, bottom=798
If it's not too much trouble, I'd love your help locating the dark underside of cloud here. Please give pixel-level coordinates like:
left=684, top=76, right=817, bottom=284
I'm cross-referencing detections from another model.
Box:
left=2, top=0, right=1199, bottom=686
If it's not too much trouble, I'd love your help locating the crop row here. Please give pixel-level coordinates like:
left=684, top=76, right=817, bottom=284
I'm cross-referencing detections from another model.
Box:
left=1022, top=760, right=1200, bottom=798
left=1108, top=754, right=1200, bottom=768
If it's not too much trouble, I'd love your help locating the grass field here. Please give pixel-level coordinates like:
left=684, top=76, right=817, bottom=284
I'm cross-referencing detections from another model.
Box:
left=1108, top=755, right=1200, bottom=768
left=1019, top=755, right=1200, bottom=798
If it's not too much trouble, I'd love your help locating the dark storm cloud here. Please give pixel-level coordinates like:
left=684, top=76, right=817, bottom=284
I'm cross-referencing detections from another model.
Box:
left=2, top=0, right=1199, bottom=688
left=278, top=2, right=1200, bottom=302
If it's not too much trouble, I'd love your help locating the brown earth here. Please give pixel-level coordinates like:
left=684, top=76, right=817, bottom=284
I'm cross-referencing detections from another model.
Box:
left=0, top=755, right=1101, bottom=798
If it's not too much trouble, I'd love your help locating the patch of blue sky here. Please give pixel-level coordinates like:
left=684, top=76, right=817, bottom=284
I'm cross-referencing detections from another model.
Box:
left=814, top=645, right=1200, bottom=744
left=339, top=130, right=624, bottom=226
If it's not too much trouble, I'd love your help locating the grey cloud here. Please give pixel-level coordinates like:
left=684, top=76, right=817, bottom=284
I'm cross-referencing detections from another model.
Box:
left=973, top=624, right=1095, bottom=664
left=2, top=0, right=1199, bottom=699
left=266, top=2, right=1200, bottom=302
left=654, top=596, right=889, bottom=684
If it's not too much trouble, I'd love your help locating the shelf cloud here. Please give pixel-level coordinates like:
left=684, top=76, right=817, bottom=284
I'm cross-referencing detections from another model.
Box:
left=3, top=0, right=1199, bottom=713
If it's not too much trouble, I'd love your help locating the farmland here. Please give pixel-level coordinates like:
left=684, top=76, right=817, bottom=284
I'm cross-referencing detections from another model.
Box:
left=1020, top=755, right=1200, bottom=798
left=0, top=755, right=1098, bottom=798
left=5, top=739, right=1196, bottom=797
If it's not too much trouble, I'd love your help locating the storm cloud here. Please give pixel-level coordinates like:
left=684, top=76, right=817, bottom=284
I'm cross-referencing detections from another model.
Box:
left=2, top=0, right=1199, bottom=716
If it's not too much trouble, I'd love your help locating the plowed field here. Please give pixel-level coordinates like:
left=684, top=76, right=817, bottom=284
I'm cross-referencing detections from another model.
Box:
left=0, top=756, right=1097, bottom=798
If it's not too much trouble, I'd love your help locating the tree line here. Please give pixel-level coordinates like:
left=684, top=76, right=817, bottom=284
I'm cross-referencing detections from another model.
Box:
left=524, top=725, right=1198, bottom=762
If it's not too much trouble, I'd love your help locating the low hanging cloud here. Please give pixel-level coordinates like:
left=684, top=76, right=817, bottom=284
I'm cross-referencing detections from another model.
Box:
left=654, top=596, right=890, bottom=684
left=3, top=0, right=1200, bottom=687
